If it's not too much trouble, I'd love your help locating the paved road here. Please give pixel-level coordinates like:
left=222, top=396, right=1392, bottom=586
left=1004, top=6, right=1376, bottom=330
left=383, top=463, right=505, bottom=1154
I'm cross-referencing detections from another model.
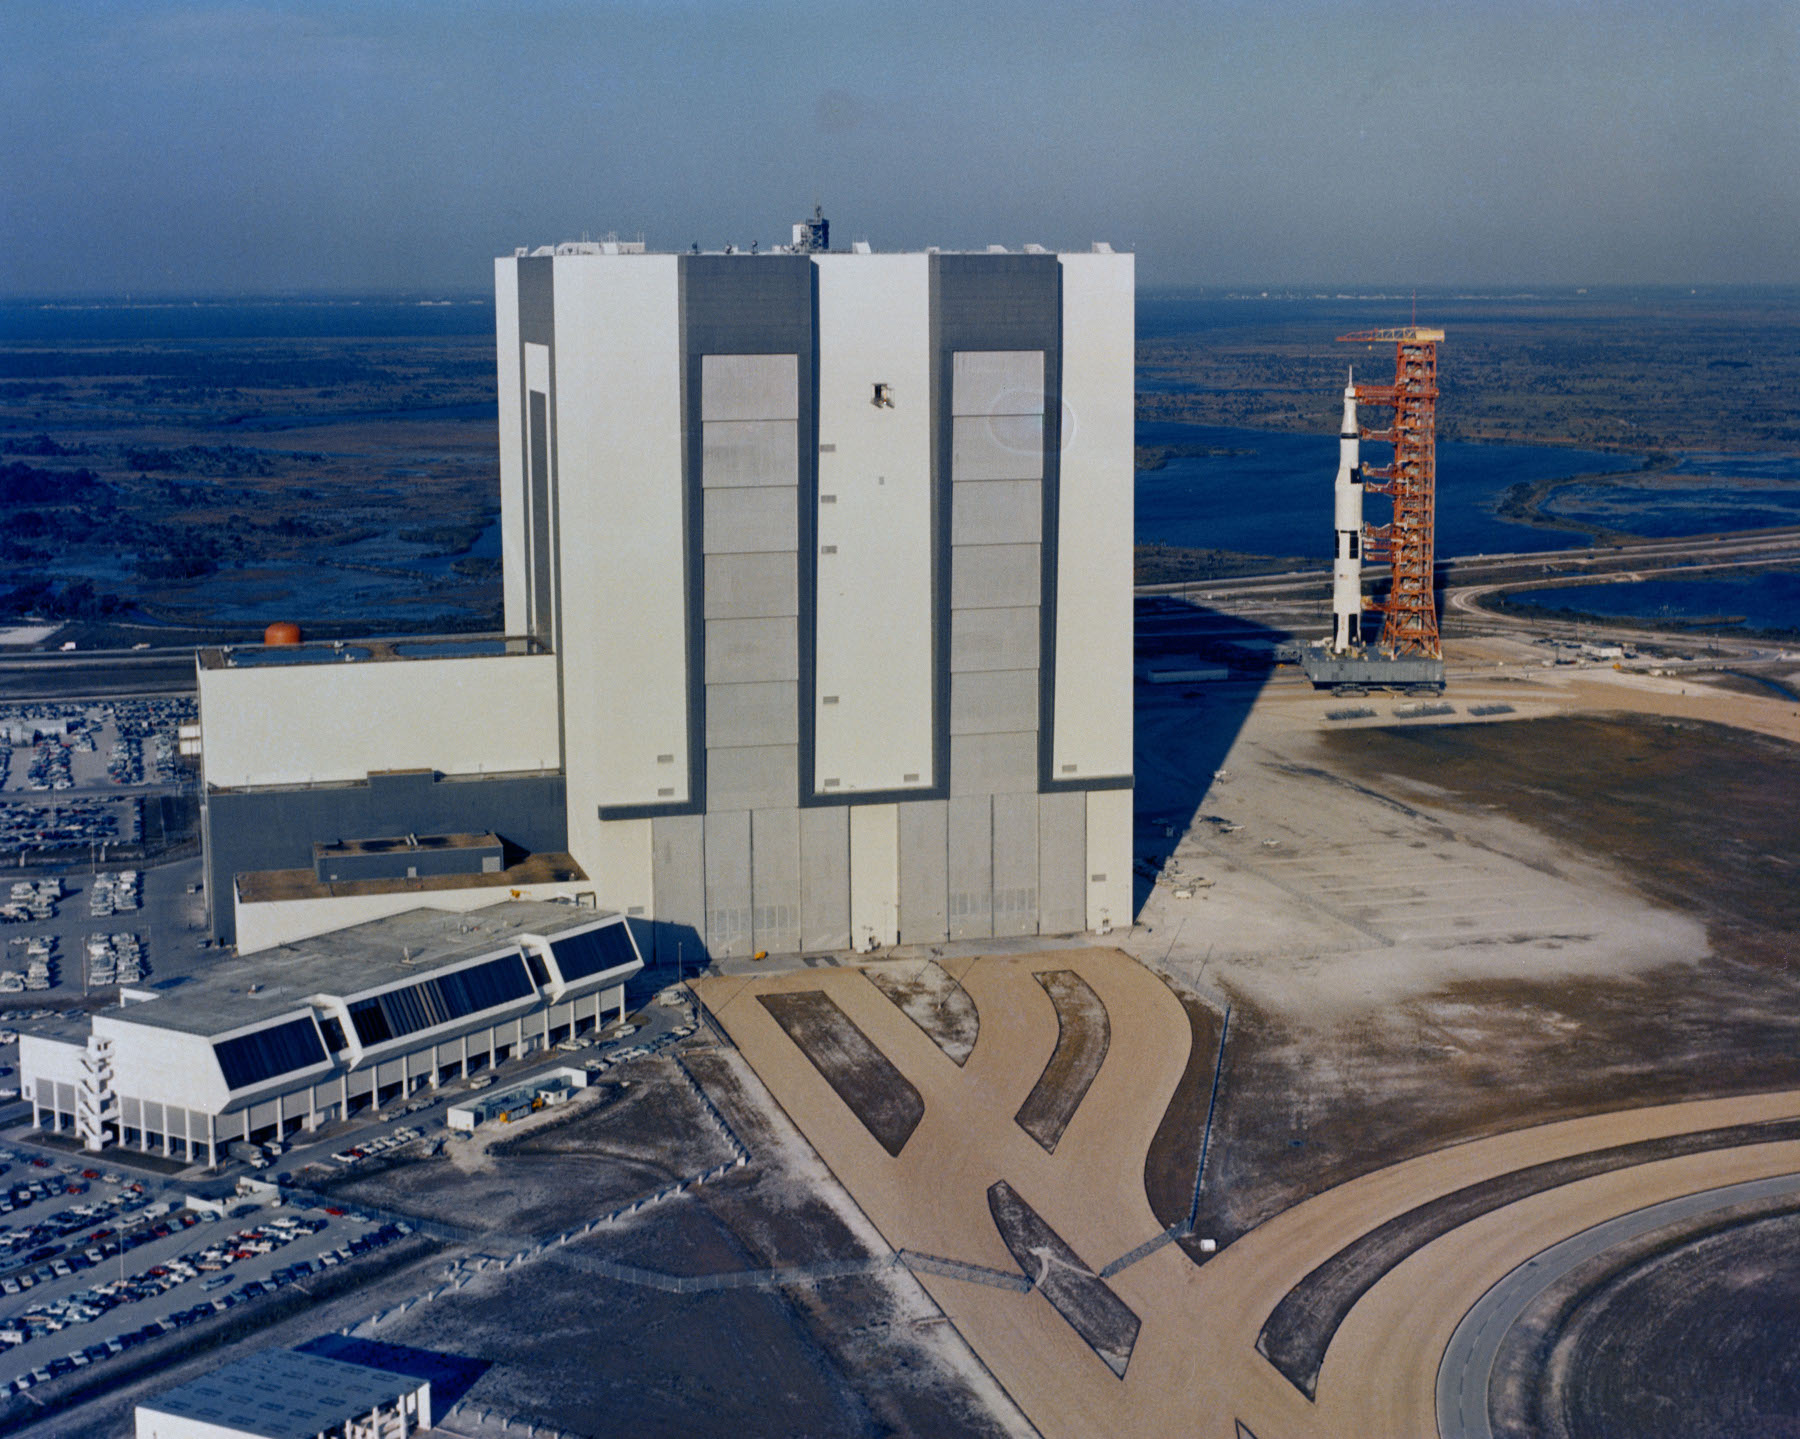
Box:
left=1435, top=1169, right=1800, bottom=1439
left=1137, top=528, right=1800, bottom=603
left=707, top=953, right=1800, bottom=1439
left=0, top=651, right=197, bottom=702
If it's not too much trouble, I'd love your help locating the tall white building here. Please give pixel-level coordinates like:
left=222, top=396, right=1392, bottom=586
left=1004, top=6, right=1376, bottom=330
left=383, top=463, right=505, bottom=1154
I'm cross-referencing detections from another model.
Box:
left=196, top=233, right=1135, bottom=960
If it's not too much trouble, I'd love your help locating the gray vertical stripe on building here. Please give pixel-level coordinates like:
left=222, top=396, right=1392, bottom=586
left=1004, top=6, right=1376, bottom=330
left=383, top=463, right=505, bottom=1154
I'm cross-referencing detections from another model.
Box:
left=707, top=745, right=798, bottom=812
left=992, top=792, right=1040, bottom=937
left=930, top=255, right=1061, bottom=797
left=704, top=809, right=752, bottom=957
left=751, top=807, right=801, bottom=954
left=950, top=732, right=1038, bottom=797
left=515, top=258, right=565, bottom=777
left=651, top=814, right=706, bottom=964
left=705, top=681, right=800, bottom=748
left=527, top=391, right=553, bottom=642
left=948, top=794, right=994, bottom=940
left=799, top=806, right=850, bottom=950
left=897, top=799, right=949, bottom=944
left=1037, top=790, right=1087, bottom=934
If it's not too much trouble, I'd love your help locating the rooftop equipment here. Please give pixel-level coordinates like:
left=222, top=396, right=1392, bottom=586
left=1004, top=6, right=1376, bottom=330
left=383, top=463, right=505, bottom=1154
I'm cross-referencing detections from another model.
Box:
left=791, top=203, right=829, bottom=253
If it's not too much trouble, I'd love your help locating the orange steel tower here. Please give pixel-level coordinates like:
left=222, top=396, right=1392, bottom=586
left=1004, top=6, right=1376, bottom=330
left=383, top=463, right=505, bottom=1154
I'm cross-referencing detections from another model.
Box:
left=1336, top=326, right=1445, bottom=659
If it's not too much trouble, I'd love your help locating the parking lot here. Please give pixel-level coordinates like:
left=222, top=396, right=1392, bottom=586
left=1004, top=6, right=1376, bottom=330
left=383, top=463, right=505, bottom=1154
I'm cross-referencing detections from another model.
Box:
left=0, top=1134, right=406, bottom=1396
left=0, top=857, right=208, bottom=1003
left=0, top=699, right=196, bottom=802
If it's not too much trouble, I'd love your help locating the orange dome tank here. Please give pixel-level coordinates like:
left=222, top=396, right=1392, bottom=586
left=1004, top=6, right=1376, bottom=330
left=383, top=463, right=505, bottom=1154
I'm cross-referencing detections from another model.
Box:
left=263, top=621, right=303, bottom=646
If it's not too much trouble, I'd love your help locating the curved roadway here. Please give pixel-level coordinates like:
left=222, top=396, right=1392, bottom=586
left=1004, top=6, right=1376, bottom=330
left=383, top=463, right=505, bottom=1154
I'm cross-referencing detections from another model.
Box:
left=704, top=955, right=1800, bottom=1439
left=1436, top=1169, right=1800, bottom=1439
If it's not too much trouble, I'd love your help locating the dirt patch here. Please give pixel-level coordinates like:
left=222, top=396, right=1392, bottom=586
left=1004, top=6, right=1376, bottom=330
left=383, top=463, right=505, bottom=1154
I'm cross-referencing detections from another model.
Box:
left=311, top=1062, right=739, bottom=1238
left=863, top=959, right=980, bottom=1065
left=386, top=1206, right=887, bottom=1438
left=1319, top=713, right=1800, bottom=967
left=362, top=1046, right=1028, bottom=1439
left=988, top=1179, right=1141, bottom=1380
left=1163, top=711, right=1800, bottom=1256
left=759, top=990, right=925, bottom=1158
left=1256, top=1115, right=1800, bottom=1398
left=1543, top=1209, right=1800, bottom=1439
left=1014, top=971, right=1110, bottom=1154
left=1142, top=988, right=1224, bottom=1245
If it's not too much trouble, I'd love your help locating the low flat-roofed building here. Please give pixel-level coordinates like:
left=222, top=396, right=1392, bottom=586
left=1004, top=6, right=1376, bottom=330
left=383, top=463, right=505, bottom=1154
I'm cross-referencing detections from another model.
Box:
left=22, top=900, right=641, bottom=1159
left=135, top=1345, right=431, bottom=1438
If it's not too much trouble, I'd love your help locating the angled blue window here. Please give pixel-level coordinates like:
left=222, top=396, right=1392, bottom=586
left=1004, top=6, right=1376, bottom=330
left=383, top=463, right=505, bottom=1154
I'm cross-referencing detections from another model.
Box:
left=214, top=1016, right=327, bottom=1090
left=549, top=924, right=638, bottom=982
left=345, top=950, right=536, bottom=1048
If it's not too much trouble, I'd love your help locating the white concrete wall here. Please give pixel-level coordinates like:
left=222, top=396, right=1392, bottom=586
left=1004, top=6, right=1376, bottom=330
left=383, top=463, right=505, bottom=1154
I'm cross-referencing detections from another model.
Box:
left=811, top=254, right=935, bottom=795
left=551, top=256, right=690, bottom=869
left=1084, top=787, right=1133, bottom=934
left=495, top=256, right=528, bottom=635
left=136, top=1407, right=264, bottom=1439
left=17, top=1033, right=83, bottom=1103
left=588, top=817, right=653, bottom=920
left=232, top=879, right=592, bottom=956
left=1052, top=252, right=1135, bottom=782
left=93, top=1015, right=233, bottom=1117
left=198, top=654, right=560, bottom=789
left=848, top=801, right=899, bottom=947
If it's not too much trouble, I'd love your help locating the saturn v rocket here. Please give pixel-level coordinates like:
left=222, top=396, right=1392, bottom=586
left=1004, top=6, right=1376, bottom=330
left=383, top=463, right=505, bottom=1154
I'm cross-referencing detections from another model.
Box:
left=1331, top=369, right=1364, bottom=651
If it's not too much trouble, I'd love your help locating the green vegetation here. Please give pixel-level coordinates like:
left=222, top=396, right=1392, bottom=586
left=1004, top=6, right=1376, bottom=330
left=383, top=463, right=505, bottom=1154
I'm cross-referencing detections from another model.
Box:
left=0, top=336, right=502, bottom=631
left=1134, top=543, right=1312, bottom=585
left=1139, top=292, right=1800, bottom=453
left=400, top=519, right=491, bottom=554
left=1135, top=442, right=1258, bottom=472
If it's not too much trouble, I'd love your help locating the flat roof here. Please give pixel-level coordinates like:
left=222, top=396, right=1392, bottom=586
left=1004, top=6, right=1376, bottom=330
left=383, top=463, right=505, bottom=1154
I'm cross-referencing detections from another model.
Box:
left=314, top=831, right=501, bottom=858
left=512, top=241, right=1121, bottom=259
left=236, top=849, right=583, bottom=904
left=139, top=1347, right=422, bottom=1438
left=109, top=899, right=623, bottom=1039
left=197, top=632, right=547, bottom=671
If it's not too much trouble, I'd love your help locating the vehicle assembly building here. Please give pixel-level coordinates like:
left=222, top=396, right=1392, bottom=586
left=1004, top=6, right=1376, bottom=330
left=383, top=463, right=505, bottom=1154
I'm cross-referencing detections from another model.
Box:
left=22, top=903, right=641, bottom=1158
left=192, top=226, right=1136, bottom=959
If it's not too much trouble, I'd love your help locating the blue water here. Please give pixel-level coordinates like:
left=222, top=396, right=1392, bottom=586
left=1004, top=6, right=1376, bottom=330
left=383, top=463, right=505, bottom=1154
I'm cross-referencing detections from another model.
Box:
left=1544, top=481, right=1800, bottom=537
left=1135, top=421, right=1629, bottom=558
left=1134, top=286, right=1800, bottom=554
left=1507, top=571, right=1800, bottom=633
left=0, top=297, right=493, bottom=342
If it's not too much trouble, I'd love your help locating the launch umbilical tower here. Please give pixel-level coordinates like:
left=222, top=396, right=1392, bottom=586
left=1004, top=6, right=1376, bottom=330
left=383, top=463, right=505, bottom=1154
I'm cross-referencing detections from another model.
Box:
left=1337, top=327, right=1444, bottom=659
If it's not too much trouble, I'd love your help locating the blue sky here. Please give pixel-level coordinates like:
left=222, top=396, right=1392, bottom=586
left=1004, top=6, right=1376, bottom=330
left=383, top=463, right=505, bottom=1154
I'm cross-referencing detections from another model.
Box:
left=3, top=0, right=1796, bottom=294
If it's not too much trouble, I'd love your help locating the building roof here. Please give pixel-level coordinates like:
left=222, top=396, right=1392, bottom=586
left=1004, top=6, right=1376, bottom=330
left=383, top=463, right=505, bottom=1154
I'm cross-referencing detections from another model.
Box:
left=108, top=900, right=624, bottom=1039
left=197, top=631, right=546, bottom=671
left=138, top=1347, right=424, bottom=1439
left=237, top=849, right=583, bottom=904
left=510, top=240, right=1121, bottom=259
left=314, top=831, right=501, bottom=858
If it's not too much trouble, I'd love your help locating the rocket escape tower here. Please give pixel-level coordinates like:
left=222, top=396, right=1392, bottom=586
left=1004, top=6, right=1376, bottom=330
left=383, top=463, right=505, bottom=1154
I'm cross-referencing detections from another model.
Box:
left=1337, top=327, right=1445, bottom=659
